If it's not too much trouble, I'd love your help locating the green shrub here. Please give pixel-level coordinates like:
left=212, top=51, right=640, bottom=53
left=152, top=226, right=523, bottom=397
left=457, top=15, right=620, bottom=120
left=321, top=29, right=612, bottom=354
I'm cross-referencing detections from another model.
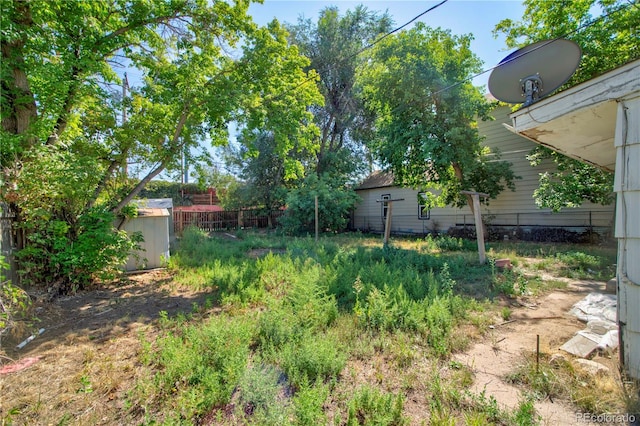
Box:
left=279, top=174, right=359, bottom=234
left=346, top=386, right=407, bottom=425
left=236, top=364, right=290, bottom=424
left=293, top=381, right=329, bottom=425
left=426, top=297, right=453, bottom=357
left=279, top=332, right=346, bottom=390
left=142, top=314, right=255, bottom=418
left=0, top=255, right=33, bottom=343
left=16, top=208, right=141, bottom=293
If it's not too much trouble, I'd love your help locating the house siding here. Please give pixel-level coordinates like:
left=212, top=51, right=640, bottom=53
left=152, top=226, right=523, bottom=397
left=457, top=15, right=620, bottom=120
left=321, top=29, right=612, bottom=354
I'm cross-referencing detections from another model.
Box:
left=352, top=106, right=614, bottom=236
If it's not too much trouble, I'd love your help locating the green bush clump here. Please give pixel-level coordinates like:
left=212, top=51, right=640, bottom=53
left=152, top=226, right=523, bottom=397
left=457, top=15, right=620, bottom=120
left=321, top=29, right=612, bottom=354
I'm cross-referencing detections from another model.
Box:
left=235, top=364, right=289, bottom=424
left=279, top=332, right=346, bottom=390
left=142, top=314, right=255, bottom=419
left=293, top=381, right=330, bottom=425
left=17, top=208, right=141, bottom=293
left=425, top=297, right=454, bottom=357
left=346, top=386, right=407, bottom=425
left=279, top=174, right=359, bottom=235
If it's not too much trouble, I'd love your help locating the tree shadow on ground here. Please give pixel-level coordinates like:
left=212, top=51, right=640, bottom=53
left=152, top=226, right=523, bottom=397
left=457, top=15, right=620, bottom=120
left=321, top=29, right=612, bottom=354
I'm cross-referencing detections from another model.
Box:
left=1, top=269, right=214, bottom=361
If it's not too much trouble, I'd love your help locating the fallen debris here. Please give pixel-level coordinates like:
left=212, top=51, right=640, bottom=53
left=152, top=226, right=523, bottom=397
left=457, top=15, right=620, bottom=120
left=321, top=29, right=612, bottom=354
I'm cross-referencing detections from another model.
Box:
left=16, top=328, right=45, bottom=350
left=574, top=359, right=610, bottom=375
left=0, top=357, right=41, bottom=375
left=561, top=293, right=618, bottom=358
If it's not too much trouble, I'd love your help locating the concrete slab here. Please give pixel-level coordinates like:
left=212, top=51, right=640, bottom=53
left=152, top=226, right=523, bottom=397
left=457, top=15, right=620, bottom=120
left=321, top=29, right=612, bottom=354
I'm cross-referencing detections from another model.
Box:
left=560, top=334, right=599, bottom=358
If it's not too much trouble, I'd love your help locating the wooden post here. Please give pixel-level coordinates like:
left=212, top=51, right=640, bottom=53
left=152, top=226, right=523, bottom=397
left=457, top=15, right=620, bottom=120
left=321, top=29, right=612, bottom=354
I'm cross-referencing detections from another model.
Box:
left=376, top=198, right=404, bottom=247
left=383, top=201, right=392, bottom=246
left=461, top=191, right=489, bottom=264
left=315, top=195, right=319, bottom=242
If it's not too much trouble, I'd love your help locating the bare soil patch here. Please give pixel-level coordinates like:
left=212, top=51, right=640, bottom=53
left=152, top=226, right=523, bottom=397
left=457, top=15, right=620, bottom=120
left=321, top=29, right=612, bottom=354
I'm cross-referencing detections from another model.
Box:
left=454, top=277, right=613, bottom=425
left=1, top=270, right=212, bottom=424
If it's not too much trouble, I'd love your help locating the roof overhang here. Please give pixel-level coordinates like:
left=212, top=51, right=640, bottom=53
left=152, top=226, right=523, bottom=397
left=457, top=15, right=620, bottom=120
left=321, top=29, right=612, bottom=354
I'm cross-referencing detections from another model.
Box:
left=504, top=59, right=640, bottom=172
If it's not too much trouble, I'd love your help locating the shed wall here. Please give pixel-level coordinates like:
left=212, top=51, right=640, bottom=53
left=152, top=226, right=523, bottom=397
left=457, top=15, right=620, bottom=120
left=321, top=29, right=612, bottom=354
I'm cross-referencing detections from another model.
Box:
left=122, top=210, right=170, bottom=271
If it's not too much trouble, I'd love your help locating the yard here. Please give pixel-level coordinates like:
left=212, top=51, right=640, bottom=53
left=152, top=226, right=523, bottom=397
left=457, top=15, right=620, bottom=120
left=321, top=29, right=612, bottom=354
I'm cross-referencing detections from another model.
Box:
left=1, top=230, right=636, bottom=425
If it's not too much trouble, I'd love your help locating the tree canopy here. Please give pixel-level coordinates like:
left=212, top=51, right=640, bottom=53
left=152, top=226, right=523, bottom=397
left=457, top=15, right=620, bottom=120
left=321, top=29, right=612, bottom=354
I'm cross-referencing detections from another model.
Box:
left=359, top=24, right=517, bottom=210
left=286, top=5, right=392, bottom=180
left=493, top=0, right=639, bottom=210
left=1, top=0, right=322, bottom=290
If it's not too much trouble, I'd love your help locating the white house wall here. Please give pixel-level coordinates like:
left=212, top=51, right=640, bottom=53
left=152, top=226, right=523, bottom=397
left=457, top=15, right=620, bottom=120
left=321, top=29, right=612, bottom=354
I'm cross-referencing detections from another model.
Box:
left=615, top=94, right=640, bottom=377
left=353, top=106, right=614, bottom=234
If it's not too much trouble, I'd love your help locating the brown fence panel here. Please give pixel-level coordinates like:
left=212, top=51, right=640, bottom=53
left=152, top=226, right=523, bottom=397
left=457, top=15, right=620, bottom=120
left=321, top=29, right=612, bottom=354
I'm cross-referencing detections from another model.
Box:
left=173, top=209, right=284, bottom=235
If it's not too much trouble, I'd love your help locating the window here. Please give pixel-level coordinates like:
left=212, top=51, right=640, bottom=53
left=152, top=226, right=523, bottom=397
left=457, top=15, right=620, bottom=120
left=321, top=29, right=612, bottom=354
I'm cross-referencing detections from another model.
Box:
left=418, top=192, right=430, bottom=220
left=381, top=194, right=390, bottom=220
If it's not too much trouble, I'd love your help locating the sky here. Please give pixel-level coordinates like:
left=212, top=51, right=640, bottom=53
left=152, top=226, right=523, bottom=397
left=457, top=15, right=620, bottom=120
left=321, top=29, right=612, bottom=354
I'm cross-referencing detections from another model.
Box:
left=248, top=0, right=527, bottom=88
left=157, top=0, right=530, bottom=181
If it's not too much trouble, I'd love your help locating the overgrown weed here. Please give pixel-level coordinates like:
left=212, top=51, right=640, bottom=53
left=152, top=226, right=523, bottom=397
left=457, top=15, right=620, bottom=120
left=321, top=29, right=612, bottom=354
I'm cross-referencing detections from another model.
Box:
left=126, top=230, right=619, bottom=424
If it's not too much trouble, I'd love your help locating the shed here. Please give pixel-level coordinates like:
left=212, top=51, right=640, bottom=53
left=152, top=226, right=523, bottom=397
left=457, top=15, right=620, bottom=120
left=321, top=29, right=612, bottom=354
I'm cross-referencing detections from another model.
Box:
left=133, top=198, right=175, bottom=247
left=121, top=208, right=170, bottom=271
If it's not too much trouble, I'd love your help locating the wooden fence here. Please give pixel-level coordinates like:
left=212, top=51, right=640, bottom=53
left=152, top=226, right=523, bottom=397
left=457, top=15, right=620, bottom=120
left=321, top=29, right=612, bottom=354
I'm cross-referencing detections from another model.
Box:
left=173, top=209, right=284, bottom=234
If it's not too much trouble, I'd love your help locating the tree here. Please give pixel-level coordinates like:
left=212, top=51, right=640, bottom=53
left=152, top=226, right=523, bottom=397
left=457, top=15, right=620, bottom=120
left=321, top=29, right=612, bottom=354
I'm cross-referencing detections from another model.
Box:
left=286, top=6, right=392, bottom=180
left=526, top=148, right=614, bottom=212
left=358, top=24, right=517, bottom=211
left=493, top=0, right=639, bottom=210
left=221, top=131, right=294, bottom=212
left=1, top=0, right=321, bottom=291
left=279, top=173, right=360, bottom=234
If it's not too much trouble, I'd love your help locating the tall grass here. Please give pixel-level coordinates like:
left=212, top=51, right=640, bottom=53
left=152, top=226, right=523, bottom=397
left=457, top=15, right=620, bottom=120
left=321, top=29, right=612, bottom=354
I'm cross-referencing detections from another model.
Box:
left=131, top=230, right=618, bottom=424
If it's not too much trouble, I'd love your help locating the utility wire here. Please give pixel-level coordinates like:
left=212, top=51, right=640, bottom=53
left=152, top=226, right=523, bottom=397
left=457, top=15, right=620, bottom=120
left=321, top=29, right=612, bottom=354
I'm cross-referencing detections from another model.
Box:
left=431, top=0, right=637, bottom=97
left=356, top=0, right=448, bottom=55
left=263, top=0, right=449, bottom=104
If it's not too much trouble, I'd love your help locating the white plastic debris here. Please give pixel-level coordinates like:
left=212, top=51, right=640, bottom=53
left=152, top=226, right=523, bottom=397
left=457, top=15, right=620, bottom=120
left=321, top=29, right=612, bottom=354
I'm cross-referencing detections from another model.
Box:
left=16, top=328, right=45, bottom=350
left=562, top=293, right=618, bottom=358
left=569, top=293, right=617, bottom=324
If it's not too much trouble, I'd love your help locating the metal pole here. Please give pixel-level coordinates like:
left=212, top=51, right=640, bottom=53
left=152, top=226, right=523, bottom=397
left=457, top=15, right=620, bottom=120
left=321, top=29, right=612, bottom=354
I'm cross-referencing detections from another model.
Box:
left=536, top=334, right=540, bottom=373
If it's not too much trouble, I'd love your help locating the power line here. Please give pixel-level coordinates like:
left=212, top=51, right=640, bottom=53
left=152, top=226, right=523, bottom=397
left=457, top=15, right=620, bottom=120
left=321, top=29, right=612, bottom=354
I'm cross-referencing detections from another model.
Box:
left=356, top=0, right=448, bottom=55
left=431, top=0, right=637, bottom=97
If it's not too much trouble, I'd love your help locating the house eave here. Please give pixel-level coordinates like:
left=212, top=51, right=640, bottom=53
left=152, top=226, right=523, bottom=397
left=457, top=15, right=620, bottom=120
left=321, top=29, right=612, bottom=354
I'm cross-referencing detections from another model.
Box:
left=506, top=59, right=640, bottom=172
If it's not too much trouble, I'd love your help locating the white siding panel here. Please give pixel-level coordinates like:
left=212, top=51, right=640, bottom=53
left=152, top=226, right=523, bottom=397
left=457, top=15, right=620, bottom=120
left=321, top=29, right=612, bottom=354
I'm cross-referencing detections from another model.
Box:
left=354, top=105, right=614, bottom=234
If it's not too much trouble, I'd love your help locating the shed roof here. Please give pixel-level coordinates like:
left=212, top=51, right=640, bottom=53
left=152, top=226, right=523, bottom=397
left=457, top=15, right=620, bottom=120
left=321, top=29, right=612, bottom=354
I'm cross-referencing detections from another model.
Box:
left=136, top=208, right=170, bottom=217
left=174, top=205, right=225, bottom=212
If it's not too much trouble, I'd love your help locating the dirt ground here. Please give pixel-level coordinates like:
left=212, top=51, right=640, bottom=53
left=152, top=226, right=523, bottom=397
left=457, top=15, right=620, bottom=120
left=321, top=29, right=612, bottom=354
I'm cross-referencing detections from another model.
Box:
left=0, top=267, right=618, bottom=425
left=454, top=278, right=616, bottom=425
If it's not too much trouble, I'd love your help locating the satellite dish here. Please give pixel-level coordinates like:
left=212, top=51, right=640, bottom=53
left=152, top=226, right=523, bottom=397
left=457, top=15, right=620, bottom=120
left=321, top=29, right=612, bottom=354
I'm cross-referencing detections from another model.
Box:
left=488, top=39, right=581, bottom=106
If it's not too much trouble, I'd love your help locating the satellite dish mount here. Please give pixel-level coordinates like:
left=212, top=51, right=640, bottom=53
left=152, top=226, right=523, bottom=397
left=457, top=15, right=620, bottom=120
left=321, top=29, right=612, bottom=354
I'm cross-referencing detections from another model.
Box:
left=488, top=39, right=581, bottom=106
left=521, top=73, right=542, bottom=106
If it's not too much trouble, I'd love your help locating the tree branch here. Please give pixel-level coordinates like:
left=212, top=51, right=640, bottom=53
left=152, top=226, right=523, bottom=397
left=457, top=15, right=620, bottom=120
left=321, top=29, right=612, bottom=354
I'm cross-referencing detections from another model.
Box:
left=111, top=104, right=191, bottom=214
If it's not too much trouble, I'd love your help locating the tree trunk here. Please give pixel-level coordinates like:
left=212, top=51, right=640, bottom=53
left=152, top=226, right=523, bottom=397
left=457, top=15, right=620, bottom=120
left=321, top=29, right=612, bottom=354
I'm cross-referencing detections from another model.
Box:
left=0, top=0, right=37, bottom=139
